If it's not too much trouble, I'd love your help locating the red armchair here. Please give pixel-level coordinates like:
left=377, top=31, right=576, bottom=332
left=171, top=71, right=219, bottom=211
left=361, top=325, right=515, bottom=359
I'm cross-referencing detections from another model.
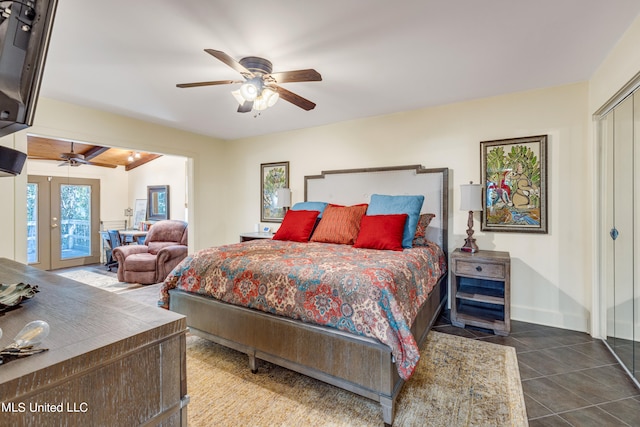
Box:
left=112, top=220, right=188, bottom=284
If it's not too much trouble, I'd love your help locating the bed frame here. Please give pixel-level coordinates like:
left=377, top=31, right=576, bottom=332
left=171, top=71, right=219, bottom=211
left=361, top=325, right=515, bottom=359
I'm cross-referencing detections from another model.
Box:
left=169, top=165, right=449, bottom=425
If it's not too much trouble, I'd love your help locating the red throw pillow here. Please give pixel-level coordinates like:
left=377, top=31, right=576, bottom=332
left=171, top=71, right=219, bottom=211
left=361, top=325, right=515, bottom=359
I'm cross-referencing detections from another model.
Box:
left=354, top=214, right=408, bottom=251
left=310, top=204, right=368, bottom=245
left=273, top=210, right=320, bottom=242
left=414, top=213, right=436, bottom=239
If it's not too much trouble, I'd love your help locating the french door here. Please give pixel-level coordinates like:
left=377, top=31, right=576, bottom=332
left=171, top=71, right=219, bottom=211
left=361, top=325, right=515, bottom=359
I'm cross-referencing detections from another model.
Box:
left=27, top=176, right=101, bottom=270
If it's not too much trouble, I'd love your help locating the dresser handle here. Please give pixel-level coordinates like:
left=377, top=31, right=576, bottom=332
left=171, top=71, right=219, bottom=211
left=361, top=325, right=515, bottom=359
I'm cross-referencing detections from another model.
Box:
left=476, top=266, right=482, bottom=272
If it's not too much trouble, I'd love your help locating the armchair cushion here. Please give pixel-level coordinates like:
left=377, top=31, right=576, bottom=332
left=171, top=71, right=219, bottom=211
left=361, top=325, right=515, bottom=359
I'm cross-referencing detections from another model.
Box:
left=148, top=241, right=179, bottom=255
left=113, top=220, right=188, bottom=284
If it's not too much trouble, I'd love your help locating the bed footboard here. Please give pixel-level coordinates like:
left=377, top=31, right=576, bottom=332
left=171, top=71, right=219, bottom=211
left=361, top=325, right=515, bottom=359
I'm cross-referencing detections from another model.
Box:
left=169, top=273, right=446, bottom=425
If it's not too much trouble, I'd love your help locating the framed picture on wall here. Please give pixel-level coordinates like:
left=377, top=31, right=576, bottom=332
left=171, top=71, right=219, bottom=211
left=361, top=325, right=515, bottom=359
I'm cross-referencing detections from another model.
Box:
left=261, top=161, right=289, bottom=222
left=147, top=185, right=170, bottom=221
left=480, top=135, right=548, bottom=233
left=133, top=199, right=147, bottom=230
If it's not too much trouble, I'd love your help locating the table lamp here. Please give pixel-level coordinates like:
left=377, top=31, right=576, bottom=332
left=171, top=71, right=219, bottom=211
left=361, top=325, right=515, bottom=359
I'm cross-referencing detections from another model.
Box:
left=460, top=181, right=483, bottom=253
left=276, top=188, right=291, bottom=212
left=124, top=207, right=133, bottom=229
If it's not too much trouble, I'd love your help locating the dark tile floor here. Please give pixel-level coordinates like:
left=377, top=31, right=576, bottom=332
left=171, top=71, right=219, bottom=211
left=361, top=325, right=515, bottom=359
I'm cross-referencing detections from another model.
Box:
left=434, top=310, right=640, bottom=426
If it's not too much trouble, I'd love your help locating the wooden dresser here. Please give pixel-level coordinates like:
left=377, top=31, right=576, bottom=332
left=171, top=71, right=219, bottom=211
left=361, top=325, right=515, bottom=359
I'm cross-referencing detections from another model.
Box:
left=0, top=258, right=188, bottom=426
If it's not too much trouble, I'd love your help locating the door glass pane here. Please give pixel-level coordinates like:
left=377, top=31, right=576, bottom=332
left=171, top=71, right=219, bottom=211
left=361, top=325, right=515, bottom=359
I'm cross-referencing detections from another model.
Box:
left=27, top=183, right=38, bottom=263
left=60, top=184, right=92, bottom=259
left=613, top=97, right=635, bottom=371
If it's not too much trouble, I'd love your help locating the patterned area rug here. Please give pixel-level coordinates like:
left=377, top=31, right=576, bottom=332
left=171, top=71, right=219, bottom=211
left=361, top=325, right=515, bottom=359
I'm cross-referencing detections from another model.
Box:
left=56, top=270, right=143, bottom=293
left=186, top=331, right=528, bottom=426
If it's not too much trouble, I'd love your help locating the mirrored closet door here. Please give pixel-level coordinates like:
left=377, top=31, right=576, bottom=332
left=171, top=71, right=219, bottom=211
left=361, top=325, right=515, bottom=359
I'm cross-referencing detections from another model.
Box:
left=600, top=89, right=639, bottom=385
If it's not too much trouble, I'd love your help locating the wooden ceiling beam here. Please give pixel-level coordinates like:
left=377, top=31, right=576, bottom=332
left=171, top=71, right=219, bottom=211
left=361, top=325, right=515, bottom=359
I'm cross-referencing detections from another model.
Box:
left=125, top=154, right=162, bottom=171
left=83, top=146, right=111, bottom=160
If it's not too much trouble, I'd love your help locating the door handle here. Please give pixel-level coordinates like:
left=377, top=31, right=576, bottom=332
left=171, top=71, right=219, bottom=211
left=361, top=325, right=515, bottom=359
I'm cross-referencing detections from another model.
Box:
left=610, top=228, right=619, bottom=240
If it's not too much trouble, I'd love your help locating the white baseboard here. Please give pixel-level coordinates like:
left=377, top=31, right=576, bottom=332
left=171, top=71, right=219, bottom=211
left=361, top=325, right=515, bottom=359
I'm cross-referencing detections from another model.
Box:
left=511, top=304, right=590, bottom=334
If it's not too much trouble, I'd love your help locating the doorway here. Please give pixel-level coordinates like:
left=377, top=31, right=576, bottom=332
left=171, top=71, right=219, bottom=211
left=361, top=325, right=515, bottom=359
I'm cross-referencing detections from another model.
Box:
left=27, top=175, right=101, bottom=270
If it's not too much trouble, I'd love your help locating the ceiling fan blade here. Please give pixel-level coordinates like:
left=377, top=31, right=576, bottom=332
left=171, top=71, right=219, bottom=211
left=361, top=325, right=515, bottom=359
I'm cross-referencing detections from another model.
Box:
left=176, top=80, right=241, bottom=88
left=237, top=101, right=253, bottom=113
left=273, top=85, right=316, bottom=111
left=270, top=69, right=322, bottom=84
left=69, top=157, right=89, bottom=164
left=205, top=49, right=253, bottom=77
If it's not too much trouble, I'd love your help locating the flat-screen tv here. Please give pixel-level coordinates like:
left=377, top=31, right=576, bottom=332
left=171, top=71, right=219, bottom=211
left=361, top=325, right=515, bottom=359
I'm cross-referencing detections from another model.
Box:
left=0, top=0, right=58, bottom=138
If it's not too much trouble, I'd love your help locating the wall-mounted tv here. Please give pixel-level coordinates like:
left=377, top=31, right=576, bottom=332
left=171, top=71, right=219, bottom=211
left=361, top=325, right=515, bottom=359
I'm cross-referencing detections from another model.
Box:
left=0, top=0, right=58, bottom=138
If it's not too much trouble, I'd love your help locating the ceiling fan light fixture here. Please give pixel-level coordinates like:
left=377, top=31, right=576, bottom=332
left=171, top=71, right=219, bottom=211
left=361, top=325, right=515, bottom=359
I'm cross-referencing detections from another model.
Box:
left=253, top=88, right=279, bottom=111
left=253, top=96, right=268, bottom=111
left=263, top=87, right=279, bottom=107
left=239, top=79, right=261, bottom=101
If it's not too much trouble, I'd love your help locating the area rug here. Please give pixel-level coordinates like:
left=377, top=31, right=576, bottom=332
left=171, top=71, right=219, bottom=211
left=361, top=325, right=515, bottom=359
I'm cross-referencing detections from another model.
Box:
left=186, top=331, right=528, bottom=426
left=56, top=270, right=143, bottom=293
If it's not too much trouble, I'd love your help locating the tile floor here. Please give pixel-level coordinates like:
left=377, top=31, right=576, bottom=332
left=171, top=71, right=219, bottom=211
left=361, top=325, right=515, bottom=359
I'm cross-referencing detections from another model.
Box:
left=434, top=310, right=640, bottom=426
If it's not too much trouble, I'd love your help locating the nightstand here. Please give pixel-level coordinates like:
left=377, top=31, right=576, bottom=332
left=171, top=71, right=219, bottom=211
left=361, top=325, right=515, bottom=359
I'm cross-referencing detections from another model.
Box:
left=450, top=248, right=511, bottom=336
left=239, top=232, right=273, bottom=242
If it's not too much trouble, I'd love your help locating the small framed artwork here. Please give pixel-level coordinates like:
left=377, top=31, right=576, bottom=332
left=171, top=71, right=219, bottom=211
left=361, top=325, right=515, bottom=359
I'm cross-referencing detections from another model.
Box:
left=480, top=135, right=548, bottom=233
left=261, top=161, right=289, bottom=222
left=133, top=199, right=147, bottom=230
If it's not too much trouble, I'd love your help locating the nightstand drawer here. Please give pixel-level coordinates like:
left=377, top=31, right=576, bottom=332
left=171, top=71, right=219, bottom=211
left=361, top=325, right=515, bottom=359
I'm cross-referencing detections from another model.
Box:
left=455, top=260, right=505, bottom=280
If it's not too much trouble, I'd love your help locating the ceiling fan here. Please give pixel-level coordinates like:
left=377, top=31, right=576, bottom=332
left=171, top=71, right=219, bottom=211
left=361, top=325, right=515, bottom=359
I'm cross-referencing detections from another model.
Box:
left=57, top=142, right=113, bottom=168
left=177, top=49, right=322, bottom=113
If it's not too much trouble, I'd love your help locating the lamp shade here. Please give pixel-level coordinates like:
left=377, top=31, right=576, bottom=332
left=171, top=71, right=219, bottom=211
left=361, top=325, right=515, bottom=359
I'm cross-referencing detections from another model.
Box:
left=460, top=182, right=483, bottom=212
left=276, top=188, right=291, bottom=208
left=0, top=146, right=27, bottom=177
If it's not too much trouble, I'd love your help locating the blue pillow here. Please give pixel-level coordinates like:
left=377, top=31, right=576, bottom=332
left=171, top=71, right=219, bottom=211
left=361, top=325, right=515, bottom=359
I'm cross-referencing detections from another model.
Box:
left=367, top=194, right=425, bottom=248
left=291, top=201, right=328, bottom=218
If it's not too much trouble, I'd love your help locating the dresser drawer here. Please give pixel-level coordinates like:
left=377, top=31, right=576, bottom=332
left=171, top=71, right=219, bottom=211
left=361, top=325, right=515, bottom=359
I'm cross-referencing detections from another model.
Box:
left=455, top=260, right=505, bottom=280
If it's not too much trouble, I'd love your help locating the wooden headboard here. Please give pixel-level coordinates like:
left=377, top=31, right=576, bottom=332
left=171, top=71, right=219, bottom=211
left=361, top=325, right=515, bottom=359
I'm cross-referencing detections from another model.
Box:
left=304, top=165, right=449, bottom=253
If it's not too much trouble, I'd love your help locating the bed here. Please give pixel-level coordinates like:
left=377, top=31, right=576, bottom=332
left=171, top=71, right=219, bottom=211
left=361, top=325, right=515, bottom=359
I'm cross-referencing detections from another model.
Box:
left=161, top=165, right=449, bottom=425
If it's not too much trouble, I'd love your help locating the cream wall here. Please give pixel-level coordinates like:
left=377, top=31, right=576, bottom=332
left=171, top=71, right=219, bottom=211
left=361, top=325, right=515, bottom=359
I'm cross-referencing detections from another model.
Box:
left=589, top=14, right=640, bottom=114
left=127, top=155, right=188, bottom=223
left=1, top=97, right=229, bottom=263
left=0, top=136, right=26, bottom=260
left=226, top=83, right=591, bottom=332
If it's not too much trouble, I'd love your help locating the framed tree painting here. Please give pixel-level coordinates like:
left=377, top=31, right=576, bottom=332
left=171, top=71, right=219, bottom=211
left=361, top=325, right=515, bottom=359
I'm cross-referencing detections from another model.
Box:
left=480, top=135, right=548, bottom=233
left=261, top=161, right=289, bottom=222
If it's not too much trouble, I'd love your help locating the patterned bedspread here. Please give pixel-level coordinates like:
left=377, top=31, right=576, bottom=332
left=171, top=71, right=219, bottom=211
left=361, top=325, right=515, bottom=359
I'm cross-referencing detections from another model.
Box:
left=159, top=239, right=446, bottom=379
